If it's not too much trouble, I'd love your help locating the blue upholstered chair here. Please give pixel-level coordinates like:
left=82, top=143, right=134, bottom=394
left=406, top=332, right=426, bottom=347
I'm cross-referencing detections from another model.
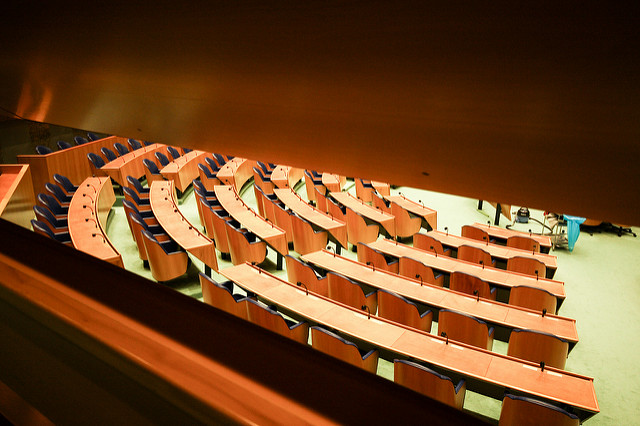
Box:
left=74, top=136, right=89, bottom=145
left=205, top=156, right=221, bottom=172
left=57, top=140, right=72, bottom=150
left=53, top=174, right=78, bottom=194
left=101, top=147, right=118, bottom=162
left=167, top=146, right=181, bottom=161
left=155, top=152, right=170, bottom=167
left=140, top=230, right=188, bottom=282
left=123, top=186, right=150, bottom=208
left=86, top=132, right=101, bottom=141
left=31, top=219, right=72, bottom=245
left=114, top=142, right=129, bottom=156
left=128, top=138, right=142, bottom=151
left=37, top=193, right=69, bottom=219
left=35, top=145, right=53, bottom=155
left=126, top=176, right=150, bottom=197
left=33, top=205, right=68, bottom=231
left=45, top=182, right=73, bottom=206
left=142, top=159, right=164, bottom=184
left=87, top=153, right=106, bottom=176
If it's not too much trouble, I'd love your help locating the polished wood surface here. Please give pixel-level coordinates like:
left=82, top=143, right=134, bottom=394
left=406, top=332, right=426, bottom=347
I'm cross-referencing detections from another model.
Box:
left=285, top=255, right=328, bottom=297
left=140, top=231, right=189, bottom=282
left=369, top=239, right=566, bottom=304
left=215, top=185, right=288, bottom=255
left=224, top=220, right=267, bottom=265
left=0, top=164, right=35, bottom=229
left=357, top=242, right=399, bottom=274
left=290, top=213, right=328, bottom=255
left=200, top=274, right=249, bottom=320
left=508, top=286, right=558, bottom=315
left=330, top=191, right=396, bottom=236
left=499, top=394, right=580, bottom=426
left=17, top=136, right=129, bottom=196
left=507, top=256, right=546, bottom=278
left=150, top=180, right=218, bottom=271
left=101, top=143, right=165, bottom=185
left=420, top=230, right=557, bottom=278
left=274, top=187, right=347, bottom=248
left=378, top=290, right=432, bottom=333
left=221, top=263, right=597, bottom=420
left=398, top=256, right=445, bottom=287
left=321, top=173, right=345, bottom=193
left=449, top=272, right=496, bottom=301
left=327, top=272, right=378, bottom=314
left=216, top=158, right=256, bottom=190
left=271, top=165, right=304, bottom=189
left=301, top=250, right=577, bottom=345
left=385, top=195, right=437, bottom=232
left=346, top=207, right=379, bottom=246
left=473, top=223, right=552, bottom=252
left=68, top=177, right=123, bottom=267
left=160, top=150, right=207, bottom=192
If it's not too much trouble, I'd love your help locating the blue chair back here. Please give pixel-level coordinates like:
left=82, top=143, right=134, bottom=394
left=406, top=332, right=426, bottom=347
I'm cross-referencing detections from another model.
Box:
left=37, top=193, right=68, bottom=216
left=53, top=174, right=78, bottom=193
left=45, top=182, right=71, bottom=204
left=101, top=147, right=118, bottom=162
left=34, top=205, right=68, bottom=228
left=87, top=132, right=101, bottom=141
left=167, top=146, right=181, bottom=160
left=128, top=138, right=142, bottom=150
left=143, top=159, right=161, bottom=174
left=35, top=145, right=53, bottom=155
left=155, top=152, right=170, bottom=167
left=87, top=152, right=105, bottom=169
left=114, top=142, right=129, bottom=156
left=205, top=156, right=220, bottom=172
left=126, top=176, right=149, bottom=194
left=57, top=140, right=72, bottom=150
left=198, top=163, right=215, bottom=179
left=74, top=136, right=89, bottom=145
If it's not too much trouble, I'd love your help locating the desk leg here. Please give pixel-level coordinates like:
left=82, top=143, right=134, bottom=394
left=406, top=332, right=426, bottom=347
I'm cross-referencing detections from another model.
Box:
left=494, top=203, right=501, bottom=226
left=205, top=265, right=212, bottom=277
left=276, top=253, right=283, bottom=270
left=477, top=200, right=483, bottom=209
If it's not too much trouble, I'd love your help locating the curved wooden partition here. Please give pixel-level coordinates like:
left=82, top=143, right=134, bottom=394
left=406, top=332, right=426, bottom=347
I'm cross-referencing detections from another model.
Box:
left=0, top=164, right=35, bottom=229
left=149, top=180, right=218, bottom=273
left=68, top=177, right=123, bottom=267
left=271, top=165, right=304, bottom=189
left=216, top=158, right=256, bottom=191
left=330, top=191, right=396, bottom=237
left=385, top=194, right=437, bottom=233
left=160, top=150, right=208, bottom=192
left=101, top=143, right=165, bottom=185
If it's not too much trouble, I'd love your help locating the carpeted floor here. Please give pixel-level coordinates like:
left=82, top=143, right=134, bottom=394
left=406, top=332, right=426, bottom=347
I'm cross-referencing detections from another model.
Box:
left=104, top=175, right=639, bottom=425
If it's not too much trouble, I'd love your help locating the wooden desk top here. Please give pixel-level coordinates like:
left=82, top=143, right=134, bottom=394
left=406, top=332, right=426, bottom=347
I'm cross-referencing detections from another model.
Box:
left=216, top=158, right=256, bottom=190
left=160, top=150, right=208, bottom=192
left=385, top=194, right=437, bottom=230
left=330, top=191, right=396, bottom=236
left=271, top=165, right=304, bottom=189
left=150, top=180, right=218, bottom=271
left=368, top=239, right=566, bottom=301
left=321, top=173, right=345, bottom=192
left=215, top=185, right=288, bottom=255
left=221, top=263, right=598, bottom=421
left=301, top=250, right=576, bottom=344
left=68, top=177, right=123, bottom=267
left=0, top=164, right=35, bottom=229
left=427, top=230, right=558, bottom=270
left=472, top=222, right=553, bottom=249
left=273, top=187, right=347, bottom=248
left=101, top=143, right=165, bottom=185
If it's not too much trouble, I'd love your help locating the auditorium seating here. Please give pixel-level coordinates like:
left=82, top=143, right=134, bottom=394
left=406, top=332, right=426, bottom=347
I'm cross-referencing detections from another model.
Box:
left=437, top=309, right=494, bottom=350
left=507, top=329, right=569, bottom=370
left=357, top=242, right=399, bottom=274
left=394, top=359, right=466, bottom=410
left=310, top=326, right=379, bottom=373
left=378, top=290, right=433, bottom=332
left=461, top=225, right=493, bottom=244
left=101, top=147, right=118, bottom=162
left=397, top=256, right=445, bottom=287
left=508, top=285, right=557, bottom=314
left=245, top=299, right=309, bottom=344
left=199, top=274, right=251, bottom=320
left=449, top=271, right=497, bottom=300
left=224, top=219, right=267, bottom=265
left=140, top=230, right=189, bottom=282
left=498, top=393, right=579, bottom=426
left=114, top=142, right=130, bottom=156
left=506, top=235, right=540, bottom=252
left=507, top=256, right=546, bottom=278
left=413, top=233, right=451, bottom=257
left=291, top=213, right=328, bottom=255
left=285, top=255, right=329, bottom=296
left=457, top=245, right=496, bottom=268
left=346, top=207, right=379, bottom=247
left=31, top=219, right=72, bottom=246
left=327, top=271, right=377, bottom=313
left=35, top=145, right=52, bottom=155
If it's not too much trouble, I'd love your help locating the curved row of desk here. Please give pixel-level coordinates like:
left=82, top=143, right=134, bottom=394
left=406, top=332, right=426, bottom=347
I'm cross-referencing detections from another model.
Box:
left=300, top=250, right=577, bottom=348
left=221, top=262, right=598, bottom=422
left=68, top=177, right=123, bottom=268
left=216, top=158, right=256, bottom=190
left=101, top=144, right=165, bottom=185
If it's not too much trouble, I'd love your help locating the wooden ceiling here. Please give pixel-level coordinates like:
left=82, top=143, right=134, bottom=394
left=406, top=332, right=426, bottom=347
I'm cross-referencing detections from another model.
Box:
left=0, top=2, right=637, bottom=224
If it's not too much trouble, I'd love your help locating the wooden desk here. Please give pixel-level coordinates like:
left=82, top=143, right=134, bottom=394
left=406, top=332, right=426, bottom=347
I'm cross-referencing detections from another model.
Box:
left=274, top=187, right=347, bottom=249
left=0, top=164, right=35, bottom=229
left=301, top=250, right=577, bottom=347
left=472, top=222, right=553, bottom=253
left=216, top=158, right=256, bottom=190
left=371, top=181, right=390, bottom=196
left=384, top=194, right=437, bottom=231
left=368, top=239, right=566, bottom=307
left=160, top=150, right=208, bottom=192
left=17, top=136, right=129, bottom=195
left=271, top=166, right=304, bottom=189
left=330, top=191, right=396, bottom=236
left=150, top=180, right=218, bottom=274
left=215, top=185, right=288, bottom=265
left=221, top=263, right=598, bottom=422
left=68, top=177, right=123, bottom=267
left=321, top=173, right=346, bottom=192
left=427, top=230, right=558, bottom=278
left=101, top=144, right=165, bottom=186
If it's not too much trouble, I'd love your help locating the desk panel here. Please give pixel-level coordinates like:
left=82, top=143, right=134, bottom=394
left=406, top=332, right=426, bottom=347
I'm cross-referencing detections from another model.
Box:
left=101, top=144, right=164, bottom=185
left=385, top=194, right=437, bottom=231
left=472, top=222, right=552, bottom=253
left=150, top=180, right=218, bottom=272
left=216, top=158, right=256, bottom=190
left=215, top=185, right=288, bottom=255
left=330, top=191, right=395, bottom=236
left=160, top=150, right=208, bottom=192
left=274, top=187, right=347, bottom=248
left=0, top=164, right=35, bottom=229
left=68, top=177, right=123, bottom=267
left=271, top=166, right=304, bottom=189
left=221, top=263, right=598, bottom=421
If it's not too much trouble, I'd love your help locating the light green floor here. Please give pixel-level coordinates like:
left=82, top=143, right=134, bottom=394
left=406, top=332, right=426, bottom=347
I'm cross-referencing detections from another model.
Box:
left=105, top=175, right=639, bottom=425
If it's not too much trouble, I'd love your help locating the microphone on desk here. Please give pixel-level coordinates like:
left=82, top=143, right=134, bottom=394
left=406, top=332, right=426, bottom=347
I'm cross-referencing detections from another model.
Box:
left=542, top=308, right=547, bottom=318
left=482, top=235, right=488, bottom=245
left=480, top=260, right=484, bottom=269
left=326, top=245, right=336, bottom=257
left=441, top=331, right=448, bottom=345
left=487, top=220, right=491, bottom=228
left=473, top=289, right=480, bottom=301
left=84, top=217, right=98, bottom=227
left=535, top=270, right=539, bottom=281
left=85, top=183, right=98, bottom=193
left=296, top=281, right=309, bottom=296
left=444, top=226, right=449, bottom=236
left=416, top=274, right=423, bottom=286
left=529, top=228, right=532, bottom=236
left=82, top=193, right=96, bottom=203
left=91, top=233, right=107, bottom=243
left=430, top=245, right=438, bottom=258
left=361, top=305, right=371, bottom=320
left=366, top=261, right=375, bottom=272
left=540, top=361, right=545, bottom=372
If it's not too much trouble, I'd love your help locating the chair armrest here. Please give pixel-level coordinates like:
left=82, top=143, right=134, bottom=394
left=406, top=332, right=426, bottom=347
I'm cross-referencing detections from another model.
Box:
left=420, top=309, right=432, bottom=320
left=361, top=348, right=378, bottom=361
left=488, top=327, right=495, bottom=338
left=454, top=379, right=466, bottom=395
left=288, top=320, right=308, bottom=331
